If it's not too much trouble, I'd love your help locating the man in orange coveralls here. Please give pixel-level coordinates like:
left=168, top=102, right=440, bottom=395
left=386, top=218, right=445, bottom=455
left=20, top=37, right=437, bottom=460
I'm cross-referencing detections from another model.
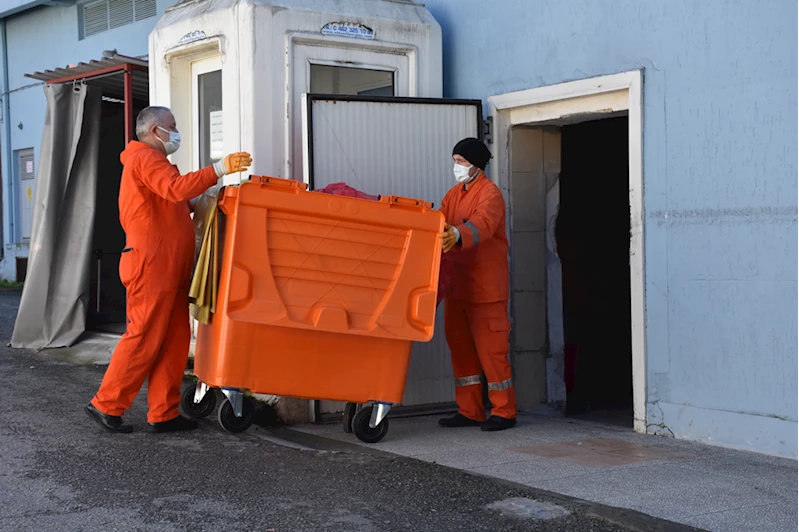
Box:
left=438, top=138, right=517, bottom=432
left=85, top=106, right=252, bottom=433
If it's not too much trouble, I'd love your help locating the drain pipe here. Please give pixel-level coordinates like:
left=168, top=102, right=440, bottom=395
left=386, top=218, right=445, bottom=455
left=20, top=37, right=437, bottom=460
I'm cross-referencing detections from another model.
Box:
left=1, top=18, right=13, bottom=248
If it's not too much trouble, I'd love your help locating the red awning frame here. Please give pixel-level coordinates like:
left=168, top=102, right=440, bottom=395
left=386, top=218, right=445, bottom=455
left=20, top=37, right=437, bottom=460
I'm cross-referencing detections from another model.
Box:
left=26, top=53, right=149, bottom=144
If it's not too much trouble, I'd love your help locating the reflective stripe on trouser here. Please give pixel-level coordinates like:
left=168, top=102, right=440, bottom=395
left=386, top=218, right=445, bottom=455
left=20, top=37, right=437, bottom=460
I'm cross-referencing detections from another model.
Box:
left=454, top=375, right=481, bottom=387
left=445, top=299, right=517, bottom=421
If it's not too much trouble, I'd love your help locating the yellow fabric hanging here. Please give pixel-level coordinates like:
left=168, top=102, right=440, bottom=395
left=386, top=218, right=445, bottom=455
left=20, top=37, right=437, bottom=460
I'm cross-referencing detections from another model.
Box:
left=189, top=186, right=223, bottom=324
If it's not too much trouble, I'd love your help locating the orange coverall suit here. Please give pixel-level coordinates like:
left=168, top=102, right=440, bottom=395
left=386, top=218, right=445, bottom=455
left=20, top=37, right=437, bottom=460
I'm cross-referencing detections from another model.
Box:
left=91, top=141, right=218, bottom=423
left=440, top=175, right=517, bottom=420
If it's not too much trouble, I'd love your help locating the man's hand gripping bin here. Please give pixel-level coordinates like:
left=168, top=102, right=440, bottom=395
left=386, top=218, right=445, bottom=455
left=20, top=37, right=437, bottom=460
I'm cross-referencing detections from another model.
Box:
left=192, top=177, right=444, bottom=440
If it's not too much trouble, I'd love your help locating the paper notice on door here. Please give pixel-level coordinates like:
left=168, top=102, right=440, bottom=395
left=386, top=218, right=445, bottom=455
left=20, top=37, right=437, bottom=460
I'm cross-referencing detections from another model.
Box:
left=209, top=110, right=223, bottom=161
left=25, top=160, right=33, bottom=174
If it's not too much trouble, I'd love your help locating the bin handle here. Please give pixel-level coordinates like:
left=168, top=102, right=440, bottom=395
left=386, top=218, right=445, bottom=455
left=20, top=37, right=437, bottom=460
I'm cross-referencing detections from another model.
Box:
left=255, top=175, right=308, bottom=191
left=382, top=195, right=433, bottom=210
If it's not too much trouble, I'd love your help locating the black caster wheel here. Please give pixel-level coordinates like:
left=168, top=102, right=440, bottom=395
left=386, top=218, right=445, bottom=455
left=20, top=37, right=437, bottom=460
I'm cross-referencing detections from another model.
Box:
left=180, top=385, right=217, bottom=419
left=352, top=405, right=389, bottom=443
left=217, top=397, right=255, bottom=433
left=343, top=402, right=358, bottom=434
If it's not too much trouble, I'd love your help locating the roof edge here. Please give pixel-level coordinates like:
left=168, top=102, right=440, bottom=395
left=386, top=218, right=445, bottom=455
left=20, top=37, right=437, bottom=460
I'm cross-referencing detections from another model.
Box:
left=25, top=53, right=148, bottom=83
left=0, top=0, right=75, bottom=20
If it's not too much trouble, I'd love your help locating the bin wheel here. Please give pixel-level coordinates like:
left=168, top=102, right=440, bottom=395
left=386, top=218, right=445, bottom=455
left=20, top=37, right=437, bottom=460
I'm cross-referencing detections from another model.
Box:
left=218, top=397, right=254, bottom=434
left=180, top=385, right=217, bottom=419
left=343, top=402, right=358, bottom=434
left=352, top=405, right=389, bottom=444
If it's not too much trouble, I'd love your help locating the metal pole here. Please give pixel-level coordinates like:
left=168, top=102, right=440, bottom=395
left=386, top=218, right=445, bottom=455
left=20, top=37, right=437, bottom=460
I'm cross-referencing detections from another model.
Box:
left=96, top=254, right=101, bottom=313
left=123, top=65, right=133, bottom=145
left=1, top=19, right=14, bottom=246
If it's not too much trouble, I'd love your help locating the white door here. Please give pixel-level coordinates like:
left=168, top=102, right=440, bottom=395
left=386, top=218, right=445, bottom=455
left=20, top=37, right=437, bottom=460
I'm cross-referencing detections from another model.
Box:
left=191, top=57, right=223, bottom=173
left=290, top=44, right=410, bottom=182
left=189, top=57, right=223, bottom=341
left=17, top=149, right=35, bottom=241
left=302, top=95, right=483, bottom=413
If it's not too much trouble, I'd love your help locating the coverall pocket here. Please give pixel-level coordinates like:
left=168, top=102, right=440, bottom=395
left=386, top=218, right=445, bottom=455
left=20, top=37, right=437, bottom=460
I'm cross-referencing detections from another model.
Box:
left=119, top=248, right=140, bottom=287
left=487, top=317, right=511, bottom=333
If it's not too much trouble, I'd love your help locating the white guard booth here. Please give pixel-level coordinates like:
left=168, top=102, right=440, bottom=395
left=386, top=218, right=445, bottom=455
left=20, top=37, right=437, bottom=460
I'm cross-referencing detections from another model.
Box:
left=150, top=0, right=482, bottom=418
left=150, top=0, right=443, bottom=182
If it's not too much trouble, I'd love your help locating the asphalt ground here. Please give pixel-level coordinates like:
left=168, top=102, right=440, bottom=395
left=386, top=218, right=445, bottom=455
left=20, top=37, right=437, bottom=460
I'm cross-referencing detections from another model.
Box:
left=0, top=289, right=701, bottom=531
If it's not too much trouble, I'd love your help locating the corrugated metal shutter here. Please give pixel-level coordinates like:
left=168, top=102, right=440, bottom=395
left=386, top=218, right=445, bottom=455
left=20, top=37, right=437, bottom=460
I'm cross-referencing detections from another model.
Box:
left=134, top=0, right=156, bottom=21
left=82, top=0, right=155, bottom=38
left=83, top=0, right=109, bottom=37
left=303, top=96, right=482, bottom=411
left=108, top=0, right=133, bottom=29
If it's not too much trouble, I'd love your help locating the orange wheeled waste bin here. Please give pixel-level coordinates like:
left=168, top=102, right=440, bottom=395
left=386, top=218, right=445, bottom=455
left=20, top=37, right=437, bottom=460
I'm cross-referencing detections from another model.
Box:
left=182, top=177, right=444, bottom=443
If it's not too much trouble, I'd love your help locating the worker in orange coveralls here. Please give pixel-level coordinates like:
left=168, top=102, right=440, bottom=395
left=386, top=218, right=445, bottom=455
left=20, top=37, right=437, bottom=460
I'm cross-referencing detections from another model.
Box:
left=85, top=106, right=252, bottom=433
left=438, top=137, right=517, bottom=432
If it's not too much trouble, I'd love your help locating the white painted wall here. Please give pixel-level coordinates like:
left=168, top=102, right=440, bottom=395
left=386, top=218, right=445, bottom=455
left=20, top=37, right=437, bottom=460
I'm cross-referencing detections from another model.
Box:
left=149, top=0, right=442, bottom=182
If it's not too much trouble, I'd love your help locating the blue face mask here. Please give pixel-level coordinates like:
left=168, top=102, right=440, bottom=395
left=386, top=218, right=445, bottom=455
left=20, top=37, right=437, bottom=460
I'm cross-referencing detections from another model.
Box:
left=157, top=126, right=181, bottom=155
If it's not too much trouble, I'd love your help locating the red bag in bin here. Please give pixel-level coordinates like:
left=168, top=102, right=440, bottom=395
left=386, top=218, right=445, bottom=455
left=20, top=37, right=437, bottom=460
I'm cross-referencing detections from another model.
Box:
left=315, top=182, right=450, bottom=307
left=315, top=182, right=379, bottom=201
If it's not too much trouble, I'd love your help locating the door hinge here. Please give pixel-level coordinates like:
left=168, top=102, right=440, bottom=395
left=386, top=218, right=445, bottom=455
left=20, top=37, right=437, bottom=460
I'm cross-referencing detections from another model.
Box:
left=482, top=117, right=493, bottom=144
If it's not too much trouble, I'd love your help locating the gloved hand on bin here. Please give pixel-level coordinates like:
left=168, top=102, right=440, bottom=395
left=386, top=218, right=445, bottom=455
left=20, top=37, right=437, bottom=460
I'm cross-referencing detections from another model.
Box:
left=212, top=152, right=253, bottom=178
left=439, top=223, right=459, bottom=253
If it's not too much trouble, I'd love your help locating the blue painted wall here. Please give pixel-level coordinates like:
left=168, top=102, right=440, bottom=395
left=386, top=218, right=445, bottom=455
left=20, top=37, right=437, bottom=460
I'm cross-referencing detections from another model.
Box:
left=1, top=0, right=795, bottom=456
left=424, top=0, right=798, bottom=456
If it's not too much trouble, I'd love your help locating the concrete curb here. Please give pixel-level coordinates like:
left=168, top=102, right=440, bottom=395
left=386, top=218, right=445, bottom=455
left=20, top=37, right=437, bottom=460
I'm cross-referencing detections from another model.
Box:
left=268, top=426, right=708, bottom=532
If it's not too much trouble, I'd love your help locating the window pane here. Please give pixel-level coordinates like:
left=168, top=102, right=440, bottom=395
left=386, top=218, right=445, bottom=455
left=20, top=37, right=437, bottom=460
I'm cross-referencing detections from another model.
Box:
left=310, top=65, right=394, bottom=96
left=198, top=70, right=223, bottom=168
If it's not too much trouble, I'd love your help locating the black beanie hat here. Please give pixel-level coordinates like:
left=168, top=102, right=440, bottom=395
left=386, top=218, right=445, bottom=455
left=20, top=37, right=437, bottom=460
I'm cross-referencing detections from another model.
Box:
left=452, top=137, right=492, bottom=170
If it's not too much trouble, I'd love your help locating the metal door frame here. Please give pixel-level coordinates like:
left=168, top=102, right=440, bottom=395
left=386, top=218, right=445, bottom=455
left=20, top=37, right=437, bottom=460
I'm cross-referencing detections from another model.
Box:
left=302, top=94, right=484, bottom=423
left=303, top=94, right=484, bottom=191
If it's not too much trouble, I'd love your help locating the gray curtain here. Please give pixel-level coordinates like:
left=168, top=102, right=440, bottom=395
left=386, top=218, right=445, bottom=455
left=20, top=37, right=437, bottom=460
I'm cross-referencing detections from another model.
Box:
left=11, top=83, right=102, bottom=350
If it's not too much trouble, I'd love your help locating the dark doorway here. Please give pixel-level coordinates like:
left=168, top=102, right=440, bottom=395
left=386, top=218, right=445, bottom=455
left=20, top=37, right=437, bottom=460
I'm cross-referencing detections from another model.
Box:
left=87, top=98, right=147, bottom=334
left=556, top=117, right=632, bottom=426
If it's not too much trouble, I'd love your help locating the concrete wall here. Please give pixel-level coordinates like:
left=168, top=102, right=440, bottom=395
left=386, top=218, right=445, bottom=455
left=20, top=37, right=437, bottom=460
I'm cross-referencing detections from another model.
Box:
left=424, top=0, right=798, bottom=456
left=0, top=0, right=178, bottom=279
left=509, top=127, right=557, bottom=412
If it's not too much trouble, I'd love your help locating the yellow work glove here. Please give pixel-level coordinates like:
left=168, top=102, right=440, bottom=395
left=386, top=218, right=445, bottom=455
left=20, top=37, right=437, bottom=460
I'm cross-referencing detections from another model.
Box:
left=439, top=224, right=457, bottom=253
left=213, top=152, right=253, bottom=177
left=224, top=152, right=252, bottom=173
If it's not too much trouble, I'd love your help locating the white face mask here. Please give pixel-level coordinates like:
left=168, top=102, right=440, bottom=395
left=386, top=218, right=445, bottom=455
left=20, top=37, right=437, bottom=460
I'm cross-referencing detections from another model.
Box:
left=453, top=163, right=473, bottom=183
left=156, top=126, right=181, bottom=155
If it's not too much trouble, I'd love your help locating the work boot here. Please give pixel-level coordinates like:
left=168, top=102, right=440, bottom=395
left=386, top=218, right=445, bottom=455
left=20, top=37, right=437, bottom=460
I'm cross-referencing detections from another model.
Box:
left=481, top=416, right=517, bottom=432
left=85, top=403, right=133, bottom=433
left=149, top=415, right=199, bottom=433
left=438, top=413, right=483, bottom=427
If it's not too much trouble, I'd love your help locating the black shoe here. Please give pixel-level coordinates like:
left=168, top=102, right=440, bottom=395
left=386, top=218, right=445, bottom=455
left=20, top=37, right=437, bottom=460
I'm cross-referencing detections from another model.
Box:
left=85, top=403, right=133, bottom=433
left=481, top=415, right=517, bottom=432
left=149, top=415, right=199, bottom=433
left=438, top=413, right=483, bottom=427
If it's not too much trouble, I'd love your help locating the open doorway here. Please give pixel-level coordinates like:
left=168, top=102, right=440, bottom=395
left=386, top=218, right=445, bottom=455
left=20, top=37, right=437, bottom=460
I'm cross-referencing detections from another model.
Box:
left=87, top=97, right=147, bottom=334
left=495, top=71, right=645, bottom=431
left=556, top=117, right=632, bottom=426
